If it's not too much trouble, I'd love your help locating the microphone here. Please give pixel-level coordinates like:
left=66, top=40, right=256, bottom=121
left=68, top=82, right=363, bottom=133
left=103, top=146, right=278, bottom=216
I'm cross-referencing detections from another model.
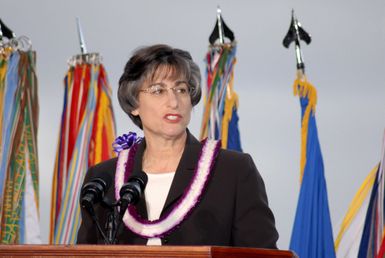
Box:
left=118, top=172, right=148, bottom=218
left=111, top=172, right=148, bottom=244
left=80, top=172, right=112, bottom=244
left=81, top=173, right=112, bottom=209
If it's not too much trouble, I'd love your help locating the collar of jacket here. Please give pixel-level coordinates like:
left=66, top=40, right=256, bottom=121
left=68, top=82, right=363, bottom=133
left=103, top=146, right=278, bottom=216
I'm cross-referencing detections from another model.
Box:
left=130, top=129, right=202, bottom=220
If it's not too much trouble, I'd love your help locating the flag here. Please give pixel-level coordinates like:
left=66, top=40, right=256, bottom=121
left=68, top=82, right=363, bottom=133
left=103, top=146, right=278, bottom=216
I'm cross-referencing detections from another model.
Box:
left=200, top=43, right=242, bottom=151
left=0, top=46, right=41, bottom=243
left=334, top=164, right=378, bottom=257
left=356, top=131, right=385, bottom=258
left=289, top=73, right=336, bottom=258
left=49, top=55, right=116, bottom=244
left=335, top=130, right=385, bottom=258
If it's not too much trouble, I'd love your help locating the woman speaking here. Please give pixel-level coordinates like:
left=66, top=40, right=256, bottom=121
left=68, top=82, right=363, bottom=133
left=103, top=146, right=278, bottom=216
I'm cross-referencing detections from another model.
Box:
left=77, top=44, right=278, bottom=248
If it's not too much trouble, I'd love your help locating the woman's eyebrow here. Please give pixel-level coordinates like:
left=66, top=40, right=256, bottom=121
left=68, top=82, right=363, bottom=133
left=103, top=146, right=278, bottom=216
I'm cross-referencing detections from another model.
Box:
left=147, top=82, right=166, bottom=87
left=147, top=80, right=187, bottom=87
left=175, top=80, right=188, bottom=85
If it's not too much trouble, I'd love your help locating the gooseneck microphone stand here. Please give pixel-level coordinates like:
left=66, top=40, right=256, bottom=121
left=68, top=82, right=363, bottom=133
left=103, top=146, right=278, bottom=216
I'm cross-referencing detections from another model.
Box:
left=83, top=198, right=131, bottom=244
left=82, top=200, right=112, bottom=244
left=101, top=199, right=119, bottom=244
left=83, top=195, right=137, bottom=244
left=110, top=198, right=130, bottom=244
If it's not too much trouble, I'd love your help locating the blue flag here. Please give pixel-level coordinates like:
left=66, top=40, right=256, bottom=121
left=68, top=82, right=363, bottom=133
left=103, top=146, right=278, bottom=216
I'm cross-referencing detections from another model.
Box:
left=289, top=77, right=335, bottom=258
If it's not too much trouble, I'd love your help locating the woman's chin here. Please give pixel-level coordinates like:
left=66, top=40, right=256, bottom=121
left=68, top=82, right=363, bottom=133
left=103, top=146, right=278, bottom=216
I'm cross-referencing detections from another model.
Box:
left=160, top=127, right=187, bottom=140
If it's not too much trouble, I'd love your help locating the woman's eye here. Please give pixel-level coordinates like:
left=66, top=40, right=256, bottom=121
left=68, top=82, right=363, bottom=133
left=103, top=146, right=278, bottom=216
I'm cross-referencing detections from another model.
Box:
left=177, top=88, right=187, bottom=94
left=152, top=89, right=164, bottom=95
left=175, top=85, right=189, bottom=94
left=151, top=88, right=165, bottom=95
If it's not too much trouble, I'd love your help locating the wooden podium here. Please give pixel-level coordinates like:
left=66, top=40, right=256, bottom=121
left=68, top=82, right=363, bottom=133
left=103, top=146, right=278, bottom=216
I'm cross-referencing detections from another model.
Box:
left=0, top=245, right=297, bottom=257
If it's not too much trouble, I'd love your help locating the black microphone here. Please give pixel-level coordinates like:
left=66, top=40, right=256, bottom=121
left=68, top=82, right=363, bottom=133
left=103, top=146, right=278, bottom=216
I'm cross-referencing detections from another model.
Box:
left=118, top=172, right=148, bottom=218
left=80, top=172, right=112, bottom=244
left=81, top=173, right=112, bottom=209
left=111, top=172, right=148, bottom=244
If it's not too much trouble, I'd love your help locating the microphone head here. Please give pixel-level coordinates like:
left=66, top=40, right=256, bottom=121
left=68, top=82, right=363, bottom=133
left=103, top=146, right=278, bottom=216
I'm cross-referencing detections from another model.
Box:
left=131, top=172, right=148, bottom=189
left=119, top=172, right=148, bottom=205
left=80, top=172, right=112, bottom=208
left=93, top=171, right=113, bottom=189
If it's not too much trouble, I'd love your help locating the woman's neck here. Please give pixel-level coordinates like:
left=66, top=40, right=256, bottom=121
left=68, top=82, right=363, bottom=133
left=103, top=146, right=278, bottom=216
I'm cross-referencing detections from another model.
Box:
left=142, top=132, right=187, bottom=173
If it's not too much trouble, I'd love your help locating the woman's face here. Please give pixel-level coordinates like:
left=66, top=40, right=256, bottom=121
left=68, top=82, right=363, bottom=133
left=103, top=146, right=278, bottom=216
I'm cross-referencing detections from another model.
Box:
left=131, top=69, right=193, bottom=141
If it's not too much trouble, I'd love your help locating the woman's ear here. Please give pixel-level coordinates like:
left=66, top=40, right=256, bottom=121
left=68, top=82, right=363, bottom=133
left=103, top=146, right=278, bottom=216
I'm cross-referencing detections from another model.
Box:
left=131, top=109, right=139, bottom=116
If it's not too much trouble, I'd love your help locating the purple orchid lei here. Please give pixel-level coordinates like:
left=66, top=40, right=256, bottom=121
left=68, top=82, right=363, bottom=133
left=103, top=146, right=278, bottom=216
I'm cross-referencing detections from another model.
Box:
left=113, top=132, right=221, bottom=239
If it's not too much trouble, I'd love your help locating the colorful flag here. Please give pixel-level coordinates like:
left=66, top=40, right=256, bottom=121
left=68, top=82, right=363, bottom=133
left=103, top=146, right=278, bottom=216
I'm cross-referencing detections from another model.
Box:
left=335, top=130, right=385, bottom=258
left=334, top=164, right=378, bottom=257
left=0, top=44, right=41, bottom=243
left=49, top=54, right=116, bottom=244
left=356, top=131, right=385, bottom=258
left=200, top=43, right=242, bottom=151
left=289, top=74, right=336, bottom=258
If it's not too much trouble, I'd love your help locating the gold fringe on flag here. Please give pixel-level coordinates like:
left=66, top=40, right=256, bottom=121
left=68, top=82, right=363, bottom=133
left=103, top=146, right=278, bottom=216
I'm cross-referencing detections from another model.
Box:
left=293, top=70, right=317, bottom=182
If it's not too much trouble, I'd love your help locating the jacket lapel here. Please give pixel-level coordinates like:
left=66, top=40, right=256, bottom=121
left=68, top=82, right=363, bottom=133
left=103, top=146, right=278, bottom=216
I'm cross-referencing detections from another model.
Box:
left=160, top=131, right=201, bottom=216
left=130, top=139, right=148, bottom=219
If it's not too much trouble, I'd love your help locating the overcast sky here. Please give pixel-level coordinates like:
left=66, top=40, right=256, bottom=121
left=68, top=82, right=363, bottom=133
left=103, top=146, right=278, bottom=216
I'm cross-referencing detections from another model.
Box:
left=2, top=0, right=385, bottom=249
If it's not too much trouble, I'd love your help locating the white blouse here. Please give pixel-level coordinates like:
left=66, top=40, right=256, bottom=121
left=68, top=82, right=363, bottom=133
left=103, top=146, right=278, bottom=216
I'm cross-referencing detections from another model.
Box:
left=144, top=171, right=175, bottom=245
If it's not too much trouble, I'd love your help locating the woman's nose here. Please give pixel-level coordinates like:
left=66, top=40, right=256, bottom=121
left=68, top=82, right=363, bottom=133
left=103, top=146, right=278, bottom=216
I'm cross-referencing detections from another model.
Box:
left=165, top=89, right=179, bottom=108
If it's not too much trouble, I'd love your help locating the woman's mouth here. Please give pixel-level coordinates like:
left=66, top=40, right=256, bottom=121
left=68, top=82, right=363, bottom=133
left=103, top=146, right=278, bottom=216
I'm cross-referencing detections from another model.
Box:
left=164, top=114, right=182, bottom=122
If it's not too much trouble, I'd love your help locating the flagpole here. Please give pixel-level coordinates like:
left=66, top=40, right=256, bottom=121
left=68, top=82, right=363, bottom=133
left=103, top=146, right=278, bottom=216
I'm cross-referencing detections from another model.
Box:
left=76, top=17, right=87, bottom=55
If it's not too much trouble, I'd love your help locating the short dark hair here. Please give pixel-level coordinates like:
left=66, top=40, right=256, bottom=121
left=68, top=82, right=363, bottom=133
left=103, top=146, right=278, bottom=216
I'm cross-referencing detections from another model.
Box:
left=118, top=44, right=202, bottom=129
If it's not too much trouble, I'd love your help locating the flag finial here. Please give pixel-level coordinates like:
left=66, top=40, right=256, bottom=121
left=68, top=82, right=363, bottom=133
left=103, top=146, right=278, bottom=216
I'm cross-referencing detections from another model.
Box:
left=76, top=17, right=87, bottom=54
left=209, top=7, right=235, bottom=45
left=216, top=6, right=225, bottom=44
left=0, top=18, right=16, bottom=42
left=283, top=10, right=311, bottom=73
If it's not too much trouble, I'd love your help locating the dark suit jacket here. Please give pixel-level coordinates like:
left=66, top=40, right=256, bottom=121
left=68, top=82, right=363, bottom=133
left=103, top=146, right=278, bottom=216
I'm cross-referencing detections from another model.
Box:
left=77, top=132, right=278, bottom=248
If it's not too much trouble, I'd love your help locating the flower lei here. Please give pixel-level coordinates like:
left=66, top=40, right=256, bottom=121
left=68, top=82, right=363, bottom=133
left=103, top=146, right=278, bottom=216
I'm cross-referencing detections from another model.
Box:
left=113, top=132, right=220, bottom=238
